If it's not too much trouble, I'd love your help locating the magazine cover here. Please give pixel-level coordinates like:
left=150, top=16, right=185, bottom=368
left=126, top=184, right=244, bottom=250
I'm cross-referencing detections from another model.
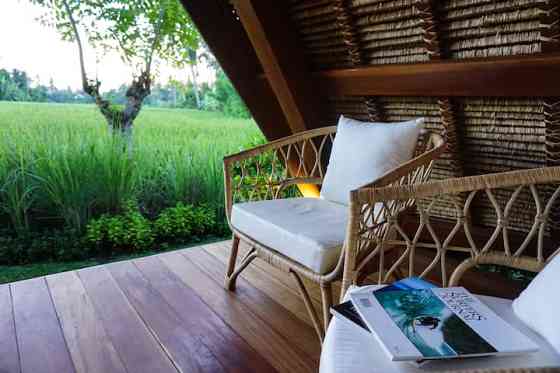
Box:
left=350, top=287, right=539, bottom=362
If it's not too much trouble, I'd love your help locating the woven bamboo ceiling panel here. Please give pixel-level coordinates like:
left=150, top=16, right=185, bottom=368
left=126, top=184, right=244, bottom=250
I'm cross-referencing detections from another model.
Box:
left=288, top=0, right=559, bottom=232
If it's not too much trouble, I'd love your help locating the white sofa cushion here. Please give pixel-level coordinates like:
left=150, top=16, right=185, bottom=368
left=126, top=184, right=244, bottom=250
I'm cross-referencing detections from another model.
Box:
left=231, top=198, right=348, bottom=274
left=320, top=286, right=560, bottom=373
left=320, top=115, right=424, bottom=205
left=513, top=254, right=560, bottom=354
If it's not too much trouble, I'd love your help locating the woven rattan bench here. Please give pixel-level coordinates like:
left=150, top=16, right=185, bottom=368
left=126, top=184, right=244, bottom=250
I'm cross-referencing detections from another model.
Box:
left=223, top=126, right=445, bottom=341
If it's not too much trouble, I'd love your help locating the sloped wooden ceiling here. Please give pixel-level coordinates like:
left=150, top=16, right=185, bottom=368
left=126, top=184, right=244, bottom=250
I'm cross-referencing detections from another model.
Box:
left=183, top=0, right=560, bottom=233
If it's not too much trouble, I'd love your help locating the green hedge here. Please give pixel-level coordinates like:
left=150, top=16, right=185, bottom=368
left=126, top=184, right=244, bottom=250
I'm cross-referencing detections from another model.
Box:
left=0, top=201, right=229, bottom=266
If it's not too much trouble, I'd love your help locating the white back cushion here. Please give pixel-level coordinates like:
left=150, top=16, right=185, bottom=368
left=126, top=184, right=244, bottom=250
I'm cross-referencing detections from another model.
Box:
left=513, top=254, right=560, bottom=354
left=320, top=115, right=424, bottom=205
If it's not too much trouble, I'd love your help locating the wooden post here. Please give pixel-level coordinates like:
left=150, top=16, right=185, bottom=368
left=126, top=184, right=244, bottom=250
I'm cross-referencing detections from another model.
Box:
left=179, top=0, right=292, bottom=140
left=232, top=0, right=323, bottom=133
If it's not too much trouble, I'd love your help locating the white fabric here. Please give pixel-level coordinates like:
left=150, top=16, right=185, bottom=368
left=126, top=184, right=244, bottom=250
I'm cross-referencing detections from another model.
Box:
left=513, top=254, right=560, bottom=354
left=320, top=115, right=424, bottom=205
left=320, top=286, right=560, bottom=373
left=231, top=198, right=348, bottom=274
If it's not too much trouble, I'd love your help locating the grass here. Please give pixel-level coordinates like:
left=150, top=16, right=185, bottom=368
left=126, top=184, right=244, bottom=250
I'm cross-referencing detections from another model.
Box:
left=0, top=101, right=263, bottom=282
left=0, top=102, right=263, bottom=224
left=0, top=236, right=226, bottom=284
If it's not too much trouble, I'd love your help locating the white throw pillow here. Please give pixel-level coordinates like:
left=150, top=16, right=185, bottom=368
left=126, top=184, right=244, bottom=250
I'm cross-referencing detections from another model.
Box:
left=320, top=115, right=424, bottom=205
left=513, top=253, right=560, bottom=354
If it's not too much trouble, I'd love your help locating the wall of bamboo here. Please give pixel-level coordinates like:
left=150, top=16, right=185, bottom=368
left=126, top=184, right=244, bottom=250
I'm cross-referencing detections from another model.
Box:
left=287, top=0, right=560, bottom=232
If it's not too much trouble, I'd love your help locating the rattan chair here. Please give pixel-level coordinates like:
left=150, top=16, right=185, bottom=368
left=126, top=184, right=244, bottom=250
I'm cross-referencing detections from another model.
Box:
left=340, top=166, right=560, bottom=373
left=223, top=126, right=445, bottom=341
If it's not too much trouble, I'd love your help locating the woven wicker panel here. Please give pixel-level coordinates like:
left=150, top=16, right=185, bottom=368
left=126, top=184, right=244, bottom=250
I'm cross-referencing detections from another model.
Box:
left=349, top=0, right=429, bottom=65
left=440, top=0, right=547, bottom=59
left=460, top=98, right=545, bottom=171
left=377, top=97, right=464, bottom=219
left=459, top=98, right=546, bottom=231
left=289, top=0, right=430, bottom=68
left=321, top=96, right=371, bottom=124
left=288, top=1, right=353, bottom=69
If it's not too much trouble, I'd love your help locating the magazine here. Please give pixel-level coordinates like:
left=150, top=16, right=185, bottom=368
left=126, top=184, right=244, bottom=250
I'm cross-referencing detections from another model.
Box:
left=350, top=287, right=539, bottom=362
left=330, top=277, right=436, bottom=333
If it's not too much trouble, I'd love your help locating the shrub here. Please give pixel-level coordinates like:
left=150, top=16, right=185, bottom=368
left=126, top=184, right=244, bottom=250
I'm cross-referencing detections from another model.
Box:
left=0, top=228, right=86, bottom=265
left=85, top=202, right=154, bottom=254
left=154, top=202, right=216, bottom=242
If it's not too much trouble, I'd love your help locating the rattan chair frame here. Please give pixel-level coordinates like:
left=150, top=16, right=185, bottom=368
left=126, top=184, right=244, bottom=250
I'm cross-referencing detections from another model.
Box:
left=223, top=126, right=445, bottom=342
left=340, top=166, right=560, bottom=372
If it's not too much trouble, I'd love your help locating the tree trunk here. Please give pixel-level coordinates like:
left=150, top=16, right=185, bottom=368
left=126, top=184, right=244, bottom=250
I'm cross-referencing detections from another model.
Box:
left=189, top=64, right=201, bottom=109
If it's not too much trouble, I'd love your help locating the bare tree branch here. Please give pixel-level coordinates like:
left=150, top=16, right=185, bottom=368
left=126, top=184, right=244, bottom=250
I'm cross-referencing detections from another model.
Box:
left=60, top=0, right=88, bottom=93
left=121, top=3, right=168, bottom=130
left=61, top=0, right=113, bottom=123
left=145, top=4, right=167, bottom=77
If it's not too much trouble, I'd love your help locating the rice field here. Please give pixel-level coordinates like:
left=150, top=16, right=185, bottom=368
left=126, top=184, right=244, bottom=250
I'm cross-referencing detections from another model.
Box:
left=0, top=101, right=263, bottom=233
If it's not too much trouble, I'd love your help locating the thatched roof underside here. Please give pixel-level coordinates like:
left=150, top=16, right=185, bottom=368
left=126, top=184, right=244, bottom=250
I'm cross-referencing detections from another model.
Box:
left=289, top=0, right=557, bottom=232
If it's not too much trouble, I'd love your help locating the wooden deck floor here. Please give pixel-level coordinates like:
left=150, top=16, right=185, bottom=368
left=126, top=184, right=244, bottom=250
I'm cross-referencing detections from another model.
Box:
left=0, top=240, right=323, bottom=373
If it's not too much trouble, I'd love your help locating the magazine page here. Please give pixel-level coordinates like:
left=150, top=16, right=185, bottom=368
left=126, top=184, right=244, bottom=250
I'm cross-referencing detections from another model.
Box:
left=432, top=287, right=539, bottom=356
left=349, top=291, right=423, bottom=361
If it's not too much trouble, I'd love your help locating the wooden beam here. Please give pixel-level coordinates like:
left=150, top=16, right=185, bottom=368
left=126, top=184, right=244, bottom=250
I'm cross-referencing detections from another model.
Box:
left=232, top=0, right=322, bottom=133
left=179, top=0, right=291, bottom=140
left=313, top=54, right=560, bottom=97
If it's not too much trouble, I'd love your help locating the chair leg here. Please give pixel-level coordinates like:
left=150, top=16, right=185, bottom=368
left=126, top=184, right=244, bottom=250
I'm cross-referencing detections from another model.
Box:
left=290, top=271, right=324, bottom=343
left=224, top=235, right=241, bottom=290
left=225, top=252, right=257, bottom=291
left=320, top=283, right=333, bottom=334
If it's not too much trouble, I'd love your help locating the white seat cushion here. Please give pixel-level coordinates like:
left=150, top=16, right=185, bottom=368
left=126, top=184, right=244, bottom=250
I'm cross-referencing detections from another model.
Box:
left=320, top=285, right=560, bottom=373
left=320, top=115, right=424, bottom=205
left=513, top=253, right=560, bottom=354
left=231, top=198, right=348, bottom=274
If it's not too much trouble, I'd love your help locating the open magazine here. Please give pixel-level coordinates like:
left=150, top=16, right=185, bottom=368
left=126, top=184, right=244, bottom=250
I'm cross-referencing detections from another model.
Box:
left=330, top=277, right=435, bottom=333
left=349, top=286, right=539, bottom=362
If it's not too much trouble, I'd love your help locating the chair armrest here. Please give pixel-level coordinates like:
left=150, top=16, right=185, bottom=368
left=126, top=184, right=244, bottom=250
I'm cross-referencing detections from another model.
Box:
left=223, top=126, right=337, bottom=221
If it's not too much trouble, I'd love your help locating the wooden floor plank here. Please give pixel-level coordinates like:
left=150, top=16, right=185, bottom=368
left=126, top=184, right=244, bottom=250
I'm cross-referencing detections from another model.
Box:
left=46, top=272, right=127, bottom=373
left=77, top=266, right=177, bottom=373
left=11, top=278, right=75, bottom=373
left=181, top=247, right=321, bottom=359
left=7, top=242, right=322, bottom=373
left=203, top=242, right=321, bottom=324
left=159, top=251, right=318, bottom=373
left=132, top=256, right=277, bottom=373
left=107, top=260, right=226, bottom=373
left=0, top=285, right=20, bottom=373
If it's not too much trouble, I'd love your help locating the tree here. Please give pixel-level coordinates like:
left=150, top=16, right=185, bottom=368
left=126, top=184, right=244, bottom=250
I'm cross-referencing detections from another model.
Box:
left=0, top=69, right=32, bottom=101
left=32, top=0, right=199, bottom=143
left=212, top=70, right=250, bottom=118
left=186, top=48, right=201, bottom=109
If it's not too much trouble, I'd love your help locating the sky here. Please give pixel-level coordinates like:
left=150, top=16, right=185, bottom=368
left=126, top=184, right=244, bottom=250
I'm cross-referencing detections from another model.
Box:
left=0, top=0, right=214, bottom=92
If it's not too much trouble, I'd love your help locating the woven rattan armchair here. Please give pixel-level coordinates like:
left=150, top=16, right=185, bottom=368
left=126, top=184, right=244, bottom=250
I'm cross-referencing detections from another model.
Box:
left=340, top=166, right=560, bottom=373
left=223, top=126, right=445, bottom=341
